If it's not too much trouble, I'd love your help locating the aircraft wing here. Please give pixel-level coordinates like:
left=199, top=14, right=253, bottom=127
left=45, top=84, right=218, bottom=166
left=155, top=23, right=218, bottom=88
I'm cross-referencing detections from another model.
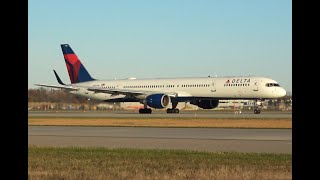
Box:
left=35, top=84, right=79, bottom=91
left=87, top=87, right=177, bottom=97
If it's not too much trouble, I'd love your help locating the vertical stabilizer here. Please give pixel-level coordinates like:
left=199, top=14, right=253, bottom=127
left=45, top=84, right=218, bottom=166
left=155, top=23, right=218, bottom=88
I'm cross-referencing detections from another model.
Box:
left=61, top=44, right=94, bottom=83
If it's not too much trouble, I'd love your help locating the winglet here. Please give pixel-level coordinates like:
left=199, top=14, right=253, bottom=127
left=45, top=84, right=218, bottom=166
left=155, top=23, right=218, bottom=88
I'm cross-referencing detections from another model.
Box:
left=53, top=70, right=66, bottom=85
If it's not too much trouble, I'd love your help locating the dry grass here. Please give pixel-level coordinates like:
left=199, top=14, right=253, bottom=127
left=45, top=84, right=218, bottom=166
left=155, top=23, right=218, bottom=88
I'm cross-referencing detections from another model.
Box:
left=28, top=117, right=292, bottom=128
left=28, top=146, right=292, bottom=180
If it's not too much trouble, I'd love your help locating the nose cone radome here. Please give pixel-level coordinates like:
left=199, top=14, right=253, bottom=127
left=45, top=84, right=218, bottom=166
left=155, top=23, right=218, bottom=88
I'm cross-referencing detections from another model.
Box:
left=279, top=88, right=286, bottom=97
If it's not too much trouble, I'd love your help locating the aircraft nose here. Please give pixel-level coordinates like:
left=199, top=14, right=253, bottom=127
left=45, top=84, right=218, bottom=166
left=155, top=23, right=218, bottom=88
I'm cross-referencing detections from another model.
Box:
left=279, top=88, right=286, bottom=97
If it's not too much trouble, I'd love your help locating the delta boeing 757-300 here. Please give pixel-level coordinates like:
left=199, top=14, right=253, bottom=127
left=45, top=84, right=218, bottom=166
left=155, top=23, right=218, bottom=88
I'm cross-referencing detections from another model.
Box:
left=36, top=44, right=286, bottom=114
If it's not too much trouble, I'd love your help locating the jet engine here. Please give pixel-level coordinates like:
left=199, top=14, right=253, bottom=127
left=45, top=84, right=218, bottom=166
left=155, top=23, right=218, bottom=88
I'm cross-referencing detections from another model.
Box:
left=146, top=94, right=170, bottom=109
left=191, top=100, right=219, bottom=109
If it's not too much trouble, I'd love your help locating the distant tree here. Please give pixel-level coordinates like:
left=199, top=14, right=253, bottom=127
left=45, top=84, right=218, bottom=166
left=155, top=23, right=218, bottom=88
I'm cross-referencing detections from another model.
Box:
left=28, top=88, right=98, bottom=104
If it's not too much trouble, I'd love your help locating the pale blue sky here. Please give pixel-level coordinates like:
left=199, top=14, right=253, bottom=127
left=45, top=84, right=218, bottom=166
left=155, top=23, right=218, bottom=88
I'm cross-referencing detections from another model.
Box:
left=28, top=0, right=292, bottom=92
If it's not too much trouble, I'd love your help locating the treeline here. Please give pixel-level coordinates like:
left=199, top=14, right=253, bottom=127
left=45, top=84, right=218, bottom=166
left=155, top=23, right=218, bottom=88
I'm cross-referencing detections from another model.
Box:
left=28, top=88, right=97, bottom=104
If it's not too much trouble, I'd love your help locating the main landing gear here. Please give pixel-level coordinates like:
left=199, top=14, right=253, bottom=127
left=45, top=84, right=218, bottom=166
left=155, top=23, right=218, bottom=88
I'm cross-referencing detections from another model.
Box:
left=254, top=99, right=262, bottom=114
left=166, top=102, right=180, bottom=113
left=139, top=108, right=152, bottom=114
left=139, top=102, right=152, bottom=114
left=138, top=101, right=180, bottom=114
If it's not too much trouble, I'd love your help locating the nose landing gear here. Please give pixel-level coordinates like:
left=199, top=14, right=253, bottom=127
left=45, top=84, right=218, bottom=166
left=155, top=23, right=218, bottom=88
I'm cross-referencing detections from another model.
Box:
left=254, top=108, right=261, bottom=114
left=254, top=99, right=262, bottom=114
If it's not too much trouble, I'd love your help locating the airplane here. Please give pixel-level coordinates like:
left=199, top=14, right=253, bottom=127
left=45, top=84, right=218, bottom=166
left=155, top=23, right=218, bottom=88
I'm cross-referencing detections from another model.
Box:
left=36, top=44, right=287, bottom=114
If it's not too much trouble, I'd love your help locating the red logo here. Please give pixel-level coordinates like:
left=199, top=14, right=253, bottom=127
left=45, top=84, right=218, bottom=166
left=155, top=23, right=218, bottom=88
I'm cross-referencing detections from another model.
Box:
left=226, top=80, right=230, bottom=83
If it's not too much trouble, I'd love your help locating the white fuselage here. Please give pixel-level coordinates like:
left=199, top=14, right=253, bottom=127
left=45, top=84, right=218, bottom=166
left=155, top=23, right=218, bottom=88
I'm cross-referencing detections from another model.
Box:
left=68, top=76, right=286, bottom=101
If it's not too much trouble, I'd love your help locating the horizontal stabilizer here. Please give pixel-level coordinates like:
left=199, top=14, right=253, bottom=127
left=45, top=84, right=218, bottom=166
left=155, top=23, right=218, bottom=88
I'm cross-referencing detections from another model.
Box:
left=35, top=84, right=79, bottom=90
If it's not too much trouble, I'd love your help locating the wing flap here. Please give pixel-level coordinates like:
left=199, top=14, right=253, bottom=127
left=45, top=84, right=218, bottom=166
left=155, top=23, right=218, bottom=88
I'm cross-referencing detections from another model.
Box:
left=87, top=87, right=178, bottom=97
left=87, top=87, right=145, bottom=95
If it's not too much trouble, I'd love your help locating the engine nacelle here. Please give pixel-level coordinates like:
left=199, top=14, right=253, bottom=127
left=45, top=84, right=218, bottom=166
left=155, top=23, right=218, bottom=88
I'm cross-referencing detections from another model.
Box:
left=191, top=100, right=219, bottom=109
left=146, top=94, right=170, bottom=109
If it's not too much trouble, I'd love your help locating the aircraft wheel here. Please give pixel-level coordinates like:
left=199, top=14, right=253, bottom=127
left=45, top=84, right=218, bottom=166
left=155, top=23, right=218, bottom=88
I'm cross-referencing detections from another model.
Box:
left=254, top=109, right=261, bottom=114
left=167, top=109, right=180, bottom=113
left=139, top=108, right=152, bottom=114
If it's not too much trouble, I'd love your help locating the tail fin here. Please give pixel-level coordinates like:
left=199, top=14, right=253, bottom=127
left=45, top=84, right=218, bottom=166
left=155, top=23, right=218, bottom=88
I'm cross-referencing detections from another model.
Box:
left=61, top=44, right=95, bottom=84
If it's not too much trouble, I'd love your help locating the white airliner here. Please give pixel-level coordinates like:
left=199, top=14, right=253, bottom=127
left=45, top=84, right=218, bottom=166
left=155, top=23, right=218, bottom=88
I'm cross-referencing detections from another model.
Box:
left=36, top=44, right=286, bottom=114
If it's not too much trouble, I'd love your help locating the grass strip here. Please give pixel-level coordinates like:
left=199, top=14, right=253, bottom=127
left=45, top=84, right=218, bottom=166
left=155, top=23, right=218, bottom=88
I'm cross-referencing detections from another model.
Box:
left=28, top=146, right=292, bottom=180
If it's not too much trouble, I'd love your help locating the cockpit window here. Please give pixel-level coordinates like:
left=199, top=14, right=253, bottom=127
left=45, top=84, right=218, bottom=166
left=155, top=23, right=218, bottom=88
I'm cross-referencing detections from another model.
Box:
left=265, top=83, right=280, bottom=87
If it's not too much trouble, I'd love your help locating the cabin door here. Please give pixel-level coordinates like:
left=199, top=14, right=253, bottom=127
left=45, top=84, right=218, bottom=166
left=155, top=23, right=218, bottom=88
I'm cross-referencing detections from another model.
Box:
left=211, top=81, right=216, bottom=92
left=253, top=81, right=259, bottom=91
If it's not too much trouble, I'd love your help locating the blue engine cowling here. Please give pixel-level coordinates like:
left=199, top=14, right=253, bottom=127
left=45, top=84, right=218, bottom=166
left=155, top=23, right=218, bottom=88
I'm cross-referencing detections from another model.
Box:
left=191, top=100, right=219, bottom=109
left=146, top=94, right=170, bottom=109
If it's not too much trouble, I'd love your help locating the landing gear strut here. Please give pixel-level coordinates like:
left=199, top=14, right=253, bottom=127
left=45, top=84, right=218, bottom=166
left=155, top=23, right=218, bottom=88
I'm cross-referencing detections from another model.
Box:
left=139, top=101, right=152, bottom=114
left=254, top=99, right=262, bottom=114
left=254, top=108, right=261, bottom=114
left=167, top=102, right=180, bottom=113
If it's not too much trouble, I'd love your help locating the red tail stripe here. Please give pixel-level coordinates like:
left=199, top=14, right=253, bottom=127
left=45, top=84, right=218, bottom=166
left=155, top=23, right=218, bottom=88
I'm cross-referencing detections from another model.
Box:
left=64, top=54, right=79, bottom=64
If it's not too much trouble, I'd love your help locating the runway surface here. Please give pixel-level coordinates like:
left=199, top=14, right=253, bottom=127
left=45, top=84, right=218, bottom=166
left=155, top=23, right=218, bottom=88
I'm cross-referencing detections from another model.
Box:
left=28, top=111, right=292, bottom=119
left=29, top=126, right=292, bottom=154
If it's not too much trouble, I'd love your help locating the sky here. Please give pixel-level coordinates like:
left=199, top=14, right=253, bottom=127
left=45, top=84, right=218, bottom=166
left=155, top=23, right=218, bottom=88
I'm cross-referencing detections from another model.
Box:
left=28, top=0, right=292, bottom=93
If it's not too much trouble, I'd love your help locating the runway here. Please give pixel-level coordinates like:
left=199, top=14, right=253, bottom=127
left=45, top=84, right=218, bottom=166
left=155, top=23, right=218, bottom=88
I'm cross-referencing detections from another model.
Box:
left=28, top=126, right=292, bottom=154
left=28, top=111, right=292, bottom=119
